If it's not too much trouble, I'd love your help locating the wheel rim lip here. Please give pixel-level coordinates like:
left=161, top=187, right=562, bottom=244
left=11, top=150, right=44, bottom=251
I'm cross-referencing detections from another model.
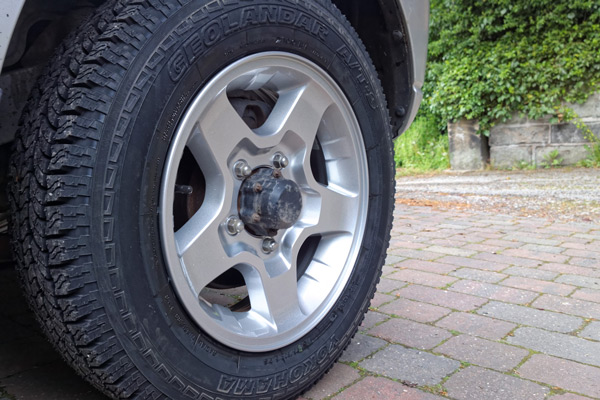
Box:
left=159, top=52, right=369, bottom=352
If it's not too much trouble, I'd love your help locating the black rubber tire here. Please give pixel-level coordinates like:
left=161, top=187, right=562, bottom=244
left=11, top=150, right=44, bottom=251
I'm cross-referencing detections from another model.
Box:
left=8, top=1, right=395, bottom=399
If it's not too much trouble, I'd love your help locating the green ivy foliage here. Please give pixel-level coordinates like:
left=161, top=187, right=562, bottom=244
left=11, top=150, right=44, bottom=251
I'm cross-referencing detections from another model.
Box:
left=424, top=0, right=600, bottom=134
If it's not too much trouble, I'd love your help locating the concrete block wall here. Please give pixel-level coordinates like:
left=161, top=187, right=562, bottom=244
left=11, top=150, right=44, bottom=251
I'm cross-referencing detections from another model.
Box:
left=449, top=93, right=600, bottom=170
left=448, top=119, right=489, bottom=170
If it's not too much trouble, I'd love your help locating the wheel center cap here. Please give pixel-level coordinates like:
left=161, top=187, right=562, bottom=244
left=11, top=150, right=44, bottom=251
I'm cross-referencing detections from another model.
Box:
left=239, top=168, right=302, bottom=237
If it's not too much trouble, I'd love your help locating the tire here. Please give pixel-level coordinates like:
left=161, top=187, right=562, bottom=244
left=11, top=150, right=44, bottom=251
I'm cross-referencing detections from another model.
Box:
left=9, top=0, right=395, bottom=399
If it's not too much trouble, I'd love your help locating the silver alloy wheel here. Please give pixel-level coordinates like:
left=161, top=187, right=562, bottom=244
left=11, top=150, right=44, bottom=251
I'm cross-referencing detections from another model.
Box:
left=159, top=52, right=368, bottom=352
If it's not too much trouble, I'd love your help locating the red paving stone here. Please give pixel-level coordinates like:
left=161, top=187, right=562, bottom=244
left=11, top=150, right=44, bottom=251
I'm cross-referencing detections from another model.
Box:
left=500, top=276, right=576, bottom=296
left=450, top=279, right=538, bottom=305
left=396, top=259, right=458, bottom=274
left=445, top=366, right=549, bottom=400
left=572, top=288, right=600, bottom=304
left=539, top=263, right=600, bottom=278
left=518, top=354, right=600, bottom=398
left=389, top=269, right=458, bottom=288
left=435, top=312, right=517, bottom=340
left=435, top=255, right=508, bottom=271
left=302, top=364, right=360, bottom=400
left=369, top=318, right=452, bottom=350
left=434, top=335, right=529, bottom=372
left=396, top=284, right=488, bottom=311
left=378, top=298, right=451, bottom=323
left=332, top=377, right=445, bottom=400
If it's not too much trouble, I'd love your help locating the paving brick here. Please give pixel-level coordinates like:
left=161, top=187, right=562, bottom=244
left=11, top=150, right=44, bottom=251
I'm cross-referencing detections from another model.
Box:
left=579, top=321, right=600, bottom=341
left=389, top=270, right=458, bottom=288
left=501, top=276, right=575, bottom=295
left=482, top=238, right=523, bottom=248
left=389, top=240, right=428, bottom=250
left=532, top=294, right=600, bottom=319
left=377, top=278, right=407, bottom=294
left=389, top=248, right=443, bottom=261
left=378, top=298, right=451, bottom=323
left=359, top=345, right=460, bottom=386
left=384, top=254, right=406, bottom=266
left=503, top=266, right=559, bottom=281
left=360, top=311, right=388, bottom=331
left=396, top=259, right=457, bottom=274
left=564, top=242, right=600, bottom=253
left=518, top=354, right=600, bottom=398
left=332, top=376, right=446, bottom=400
left=430, top=239, right=469, bottom=248
left=435, top=255, right=508, bottom=271
left=539, top=263, right=600, bottom=278
left=508, top=327, right=600, bottom=367
left=503, top=234, right=561, bottom=246
left=450, top=280, right=538, bottom=305
left=564, top=248, right=600, bottom=259
left=425, top=245, right=477, bottom=257
left=549, top=223, right=593, bottom=233
left=554, top=235, right=592, bottom=244
left=463, top=243, right=504, bottom=253
left=435, top=312, right=516, bottom=340
left=572, top=288, right=600, bottom=304
left=570, top=257, right=600, bottom=268
left=434, top=335, right=528, bottom=371
left=478, top=302, right=583, bottom=333
left=303, top=363, right=360, bottom=400
left=556, top=275, right=600, bottom=290
left=449, top=268, right=506, bottom=283
left=419, top=231, right=451, bottom=239
left=473, top=252, right=542, bottom=268
left=445, top=366, right=549, bottom=400
left=393, top=234, right=428, bottom=243
left=339, top=333, right=388, bottom=363
left=370, top=293, right=395, bottom=309
left=396, top=285, right=487, bottom=311
left=438, top=223, right=470, bottom=230
left=369, top=318, right=452, bottom=349
left=575, top=233, right=600, bottom=240
left=468, top=232, right=504, bottom=240
left=521, top=243, right=566, bottom=254
left=561, top=241, right=593, bottom=250
left=502, top=248, right=569, bottom=263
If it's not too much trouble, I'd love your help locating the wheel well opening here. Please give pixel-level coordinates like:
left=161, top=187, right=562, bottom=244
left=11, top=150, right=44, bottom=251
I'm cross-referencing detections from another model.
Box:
left=331, top=0, right=412, bottom=136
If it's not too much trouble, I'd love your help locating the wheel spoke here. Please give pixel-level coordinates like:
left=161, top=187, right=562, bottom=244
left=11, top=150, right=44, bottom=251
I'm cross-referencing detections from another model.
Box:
left=175, top=214, right=232, bottom=295
left=186, top=89, right=257, bottom=175
left=243, top=264, right=303, bottom=331
left=312, top=184, right=358, bottom=236
left=257, top=81, right=334, bottom=147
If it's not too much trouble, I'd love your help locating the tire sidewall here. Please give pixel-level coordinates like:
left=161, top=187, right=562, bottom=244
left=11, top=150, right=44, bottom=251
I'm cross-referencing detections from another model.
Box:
left=94, top=1, right=393, bottom=398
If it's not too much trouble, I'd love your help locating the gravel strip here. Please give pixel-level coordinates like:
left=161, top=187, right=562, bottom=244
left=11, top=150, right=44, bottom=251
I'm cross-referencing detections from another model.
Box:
left=396, top=168, right=600, bottom=223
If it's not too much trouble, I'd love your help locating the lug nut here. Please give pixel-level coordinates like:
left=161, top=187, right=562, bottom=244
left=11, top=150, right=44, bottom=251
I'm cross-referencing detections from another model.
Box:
left=272, top=153, right=289, bottom=169
left=226, top=216, right=244, bottom=236
left=262, top=237, right=277, bottom=254
left=234, top=161, right=252, bottom=179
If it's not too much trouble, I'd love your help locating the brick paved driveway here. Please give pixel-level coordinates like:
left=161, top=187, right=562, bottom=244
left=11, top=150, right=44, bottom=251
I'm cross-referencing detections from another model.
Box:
left=300, top=204, right=600, bottom=400
left=2, top=202, right=600, bottom=399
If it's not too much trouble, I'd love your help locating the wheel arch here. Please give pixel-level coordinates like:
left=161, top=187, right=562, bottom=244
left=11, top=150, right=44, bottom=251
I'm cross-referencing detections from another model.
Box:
left=330, top=0, right=429, bottom=137
left=1, top=0, right=428, bottom=139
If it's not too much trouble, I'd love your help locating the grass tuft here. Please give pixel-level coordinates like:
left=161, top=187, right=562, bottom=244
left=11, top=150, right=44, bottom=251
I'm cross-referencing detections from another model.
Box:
left=394, top=115, right=450, bottom=173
